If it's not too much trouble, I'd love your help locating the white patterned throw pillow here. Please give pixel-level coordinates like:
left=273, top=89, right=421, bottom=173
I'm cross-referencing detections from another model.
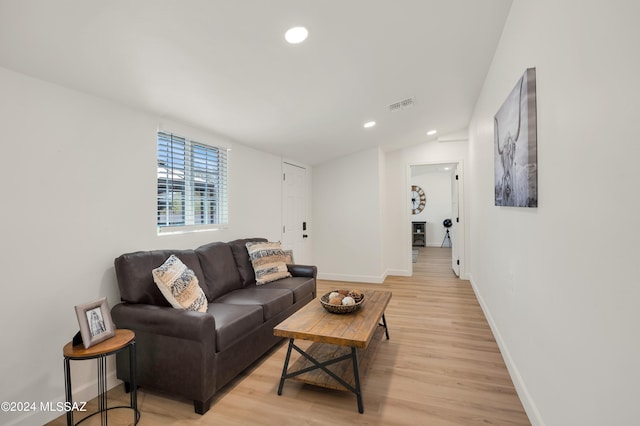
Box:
left=152, top=255, right=208, bottom=312
left=246, top=241, right=292, bottom=285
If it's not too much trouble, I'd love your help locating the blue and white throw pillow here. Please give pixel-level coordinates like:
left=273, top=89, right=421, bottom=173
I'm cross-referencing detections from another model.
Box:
left=152, top=255, right=208, bottom=312
left=245, top=241, right=292, bottom=285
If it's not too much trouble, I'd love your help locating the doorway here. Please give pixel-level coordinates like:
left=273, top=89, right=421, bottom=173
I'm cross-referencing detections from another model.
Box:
left=409, top=161, right=463, bottom=277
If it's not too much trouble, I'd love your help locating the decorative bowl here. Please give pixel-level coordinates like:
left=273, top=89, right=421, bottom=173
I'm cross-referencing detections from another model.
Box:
left=320, top=291, right=365, bottom=314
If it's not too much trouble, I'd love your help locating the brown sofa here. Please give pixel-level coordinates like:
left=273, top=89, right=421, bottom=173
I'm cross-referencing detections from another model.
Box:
left=111, top=237, right=316, bottom=414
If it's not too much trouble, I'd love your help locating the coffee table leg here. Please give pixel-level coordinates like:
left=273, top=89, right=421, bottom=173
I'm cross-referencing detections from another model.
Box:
left=278, top=338, right=295, bottom=395
left=351, top=347, right=364, bottom=414
left=382, top=314, right=390, bottom=340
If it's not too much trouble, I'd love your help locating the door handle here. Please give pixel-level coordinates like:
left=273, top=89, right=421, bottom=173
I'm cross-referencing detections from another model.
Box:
left=303, top=234, right=308, bottom=238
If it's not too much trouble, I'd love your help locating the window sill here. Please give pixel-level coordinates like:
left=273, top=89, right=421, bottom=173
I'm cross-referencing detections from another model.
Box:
left=157, top=225, right=229, bottom=236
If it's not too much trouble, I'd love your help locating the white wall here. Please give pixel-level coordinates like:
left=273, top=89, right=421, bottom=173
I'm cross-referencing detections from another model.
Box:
left=411, top=170, right=453, bottom=246
left=468, top=1, right=640, bottom=425
left=0, top=66, right=289, bottom=426
left=312, top=148, right=384, bottom=282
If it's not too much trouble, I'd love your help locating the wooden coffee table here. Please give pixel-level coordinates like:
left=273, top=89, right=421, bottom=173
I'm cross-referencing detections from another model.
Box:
left=274, top=290, right=391, bottom=413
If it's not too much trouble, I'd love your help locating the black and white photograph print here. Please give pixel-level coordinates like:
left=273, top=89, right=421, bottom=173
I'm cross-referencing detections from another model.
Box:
left=86, top=307, right=107, bottom=336
left=75, top=297, right=115, bottom=348
left=494, top=67, right=538, bottom=207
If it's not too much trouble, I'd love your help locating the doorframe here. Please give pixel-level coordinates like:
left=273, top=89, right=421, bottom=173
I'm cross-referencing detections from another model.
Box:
left=407, top=160, right=466, bottom=278
left=281, top=159, right=312, bottom=264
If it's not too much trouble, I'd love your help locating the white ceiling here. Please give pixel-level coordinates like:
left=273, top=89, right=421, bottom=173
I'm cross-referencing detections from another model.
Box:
left=0, top=0, right=512, bottom=165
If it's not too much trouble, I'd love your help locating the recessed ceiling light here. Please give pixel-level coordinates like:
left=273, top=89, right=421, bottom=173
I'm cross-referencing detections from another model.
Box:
left=285, top=26, right=308, bottom=44
left=427, top=129, right=437, bottom=136
left=363, top=121, right=376, bottom=128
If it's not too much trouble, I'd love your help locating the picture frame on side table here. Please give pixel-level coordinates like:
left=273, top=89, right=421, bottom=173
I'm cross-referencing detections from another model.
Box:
left=74, top=297, right=115, bottom=349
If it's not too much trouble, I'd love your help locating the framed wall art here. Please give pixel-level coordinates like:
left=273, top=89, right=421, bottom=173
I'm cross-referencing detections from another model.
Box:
left=494, top=67, right=538, bottom=207
left=74, top=297, right=115, bottom=348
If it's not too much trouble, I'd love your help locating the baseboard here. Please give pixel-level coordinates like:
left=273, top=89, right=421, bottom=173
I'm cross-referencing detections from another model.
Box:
left=70, top=368, right=121, bottom=403
left=318, top=272, right=386, bottom=284
left=426, top=242, right=447, bottom=247
left=385, top=268, right=410, bottom=277
left=468, top=275, right=544, bottom=426
left=8, top=369, right=121, bottom=426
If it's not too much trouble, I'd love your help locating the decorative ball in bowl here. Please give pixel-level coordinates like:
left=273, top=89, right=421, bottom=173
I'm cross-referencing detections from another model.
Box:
left=320, top=289, right=365, bottom=314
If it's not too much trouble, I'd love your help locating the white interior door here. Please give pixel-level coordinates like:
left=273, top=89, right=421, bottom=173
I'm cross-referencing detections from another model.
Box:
left=451, top=166, right=460, bottom=276
left=282, top=162, right=308, bottom=263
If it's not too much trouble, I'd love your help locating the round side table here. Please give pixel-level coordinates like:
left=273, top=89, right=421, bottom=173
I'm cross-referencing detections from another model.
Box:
left=63, top=329, right=139, bottom=426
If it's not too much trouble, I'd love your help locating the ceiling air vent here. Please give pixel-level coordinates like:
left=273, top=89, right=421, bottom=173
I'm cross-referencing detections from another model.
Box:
left=389, top=96, right=416, bottom=112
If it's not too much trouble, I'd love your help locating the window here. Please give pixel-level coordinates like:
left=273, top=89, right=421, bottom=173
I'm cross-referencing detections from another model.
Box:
left=157, top=131, right=228, bottom=233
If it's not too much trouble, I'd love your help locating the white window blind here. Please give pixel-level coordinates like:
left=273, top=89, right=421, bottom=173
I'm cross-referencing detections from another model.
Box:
left=157, top=131, right=228, bottom=232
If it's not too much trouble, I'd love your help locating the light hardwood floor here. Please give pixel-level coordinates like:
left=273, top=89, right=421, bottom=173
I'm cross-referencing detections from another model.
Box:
left=49, top=247, right=530, bottom=425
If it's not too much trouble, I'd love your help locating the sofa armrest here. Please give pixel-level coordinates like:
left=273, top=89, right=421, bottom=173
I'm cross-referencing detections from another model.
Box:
left=111, top=303, right=217, bottom=406
left=287, top=264, right=317, bottom=278
left=111, top=303, right=215, bottom=345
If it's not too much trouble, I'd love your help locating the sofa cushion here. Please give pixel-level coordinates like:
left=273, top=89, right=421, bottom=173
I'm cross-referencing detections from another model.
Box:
left=259, top=276, right=315, bottom=303
left=228, top=238, right=267, bottom=287
left=115, top=250, right=206, bottom=306
left=245, top=241, right=292, bottom=285
left=151, top=255, right=208, bottom=312
left=207, top=303, right=264, bottom=352
left=196, top=242, right=243, bottom=301
left=213, top=287, right=293, bottom=321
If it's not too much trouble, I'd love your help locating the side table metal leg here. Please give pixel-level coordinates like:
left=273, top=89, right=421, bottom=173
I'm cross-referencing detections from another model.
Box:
left=278, top=338, right=295, bottom=395
left=351, top=347, right=364, bottom=414
left=64, top=357, right=73, bottom=426
left=129, top=340, right=139, bottom=424
left=97, top=355, right=107, bottom=426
